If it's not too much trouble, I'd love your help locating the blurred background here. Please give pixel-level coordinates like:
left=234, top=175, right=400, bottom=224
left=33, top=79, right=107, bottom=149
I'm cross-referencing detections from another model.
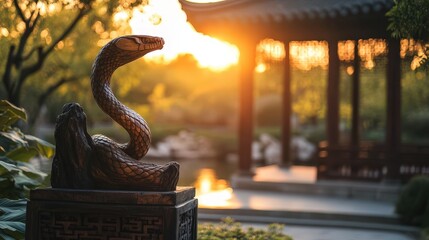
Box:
left=1, top=0, right=428, bottom=186
left=1, top=0, right=429, bottom=239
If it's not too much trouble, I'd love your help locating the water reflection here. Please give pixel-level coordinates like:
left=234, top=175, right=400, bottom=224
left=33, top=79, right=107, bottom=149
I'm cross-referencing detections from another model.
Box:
left=194, top=168, right=233, bottom=207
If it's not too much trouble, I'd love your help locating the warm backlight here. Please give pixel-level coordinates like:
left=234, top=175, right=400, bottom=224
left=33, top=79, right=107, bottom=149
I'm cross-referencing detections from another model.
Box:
left=109, top=0, right=399, bottom=73
left=127, top=0, right=239, bottom=71
left=194, top=168, right=233, bottom=207
left=185, top=0, right=225, bottom=2
left=254, top=38, right=397, bottom=72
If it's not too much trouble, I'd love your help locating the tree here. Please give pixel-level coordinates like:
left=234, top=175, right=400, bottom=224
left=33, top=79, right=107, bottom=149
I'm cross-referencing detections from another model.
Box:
left=0, top=0, right=146, bottom=127
left=387, top=0, right=429, bottom=67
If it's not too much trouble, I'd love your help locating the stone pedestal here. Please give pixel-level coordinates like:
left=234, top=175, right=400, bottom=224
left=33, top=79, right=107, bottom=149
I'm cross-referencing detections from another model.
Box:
left=26, top=187, right=197, bottom=240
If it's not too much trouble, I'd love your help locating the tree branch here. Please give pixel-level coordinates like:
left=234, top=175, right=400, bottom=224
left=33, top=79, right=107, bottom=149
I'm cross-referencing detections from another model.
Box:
left=13, top=0, right=27, bottom=23
left=29, top=8, right=40, bottom=29
left=2, top=45, right=16, bottom=99
left=22, top=45, right=41, bottom=61
left=12, top=47, right=43, bottom=103
left=30, top=76, right=77, bottom=126
left=20, top=6, right=91, bottom=81
left=42, top=77, right=77, bottom=103
left=18, top=46, right=43, bottom=82
left=43, top=7, right=90, bottom=57
left=15, top=8, right=40, bottom=69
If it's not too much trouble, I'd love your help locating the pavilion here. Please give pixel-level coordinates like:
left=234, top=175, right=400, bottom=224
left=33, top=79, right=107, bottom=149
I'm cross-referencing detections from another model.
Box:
left=179, top=0, right=429, bottom=182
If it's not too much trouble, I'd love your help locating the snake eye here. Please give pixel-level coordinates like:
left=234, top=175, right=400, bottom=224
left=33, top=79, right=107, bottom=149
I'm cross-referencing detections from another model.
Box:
left=133, top=37, right=143, bottom=44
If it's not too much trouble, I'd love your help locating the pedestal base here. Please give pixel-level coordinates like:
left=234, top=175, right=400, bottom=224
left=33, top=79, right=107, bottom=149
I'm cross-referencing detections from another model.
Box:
left=26, top=187, right=197, bottom=240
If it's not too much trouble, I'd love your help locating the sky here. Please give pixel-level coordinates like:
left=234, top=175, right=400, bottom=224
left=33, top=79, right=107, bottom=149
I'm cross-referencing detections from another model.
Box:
left=127, top=0, right=239, bottom=71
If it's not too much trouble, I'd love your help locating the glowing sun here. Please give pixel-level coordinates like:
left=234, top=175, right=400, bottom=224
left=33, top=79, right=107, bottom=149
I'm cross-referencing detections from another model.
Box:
left=127, top=0, right=239, bottom=71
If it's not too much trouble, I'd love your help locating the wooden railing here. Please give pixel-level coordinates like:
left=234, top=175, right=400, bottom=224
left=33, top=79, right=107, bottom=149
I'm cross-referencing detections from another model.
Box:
left=317, top=141, right=429, bottom=182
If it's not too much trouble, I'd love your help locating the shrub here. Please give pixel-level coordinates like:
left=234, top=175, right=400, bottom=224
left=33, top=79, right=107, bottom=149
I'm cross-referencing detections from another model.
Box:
left=0, top=100, right=54, bottom=240
left=198, top=217, right=292, bottom=240
left=396, top=175, right=429, bottom=227
left=0, top=199, right=27, bottom=240
left=402, top=110, right=429, bottom=143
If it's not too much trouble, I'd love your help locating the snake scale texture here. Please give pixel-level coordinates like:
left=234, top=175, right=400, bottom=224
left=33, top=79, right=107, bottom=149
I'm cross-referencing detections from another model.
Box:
left=51, top=35, right=179, bottom=191
left=90, top=35, right=179, bottom=191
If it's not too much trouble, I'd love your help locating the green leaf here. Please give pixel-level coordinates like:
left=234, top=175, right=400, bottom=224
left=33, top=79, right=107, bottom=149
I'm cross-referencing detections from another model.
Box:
left=5, top=147, right=39, bottom=163
left=0, top=198, right=26, bottom=209
left=0, top=230, right=23, bottom=240
left=0, top=101, right=27, bottom=131
left=24, top=135, right=55, bottom=159
left=0, top=160, right=20, bottom=175
left=0, top=157, right=45, bottom=198
left=0, top=111, right=22, bottom=132
left=0, top=101, right=26, bottom=121
left=0, top=176, right=13, bottom=190
left=0, top=211, right=26, bottom=223
left=17, top=162, right=47, bottom=180
left=0, top=199, right=26, bottom=240
left=13, top=172, right=41, bottom=189
left=0, top=133, right=54, bottom=162
left=0, top=131, right=28, bottom=149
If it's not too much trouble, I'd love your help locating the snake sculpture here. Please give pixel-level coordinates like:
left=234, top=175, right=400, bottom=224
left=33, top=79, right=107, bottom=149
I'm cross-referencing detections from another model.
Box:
left=51, top=35, right=179, bottom=191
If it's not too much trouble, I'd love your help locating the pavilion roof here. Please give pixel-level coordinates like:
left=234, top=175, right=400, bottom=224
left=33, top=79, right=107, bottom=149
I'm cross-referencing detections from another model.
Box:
left=180, top=0, right=394, bottom=23
left=179, top=0, right=395, bottom=42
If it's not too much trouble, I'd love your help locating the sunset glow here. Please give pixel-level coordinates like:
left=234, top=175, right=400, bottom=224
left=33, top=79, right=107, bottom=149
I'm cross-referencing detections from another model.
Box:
left=115, top=1, right=398, bottom=72
left=127, top=0, right=239, bottom=71
left=254, top=38, right=400, bottom=72
left=290, top=41, right=329, bottom=70
left=185, top=0, right=225, bottom=2
left=255, top=39, right=329, bottom=72
left=194, top=169, right=233, bottom=207
left=400, top=39, right=427, bottom=70
left=3, top=1, right=421, bottom=73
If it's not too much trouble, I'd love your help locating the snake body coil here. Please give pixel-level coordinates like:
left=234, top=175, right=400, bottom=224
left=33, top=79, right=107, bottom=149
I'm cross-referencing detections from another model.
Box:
left=51, top=36, right=179, bottom=191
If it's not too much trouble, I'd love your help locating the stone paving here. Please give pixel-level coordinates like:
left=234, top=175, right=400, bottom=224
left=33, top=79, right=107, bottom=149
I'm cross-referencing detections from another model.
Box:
left=199, top=189, right=419, bottom=240
left=242, top=223, right=417, bottom=240
left=198, top=165, right=419, bottom=240
left=213, top=189, right=395, bottom=216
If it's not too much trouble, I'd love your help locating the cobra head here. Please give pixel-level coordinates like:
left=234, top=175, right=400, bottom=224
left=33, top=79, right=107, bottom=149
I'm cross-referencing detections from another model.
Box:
left=109, top=35, right=165, bottom=67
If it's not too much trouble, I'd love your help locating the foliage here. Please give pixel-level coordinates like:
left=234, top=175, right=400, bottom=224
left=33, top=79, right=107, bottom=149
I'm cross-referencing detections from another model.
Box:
left=400, top=52, right=429, bottom=144
left=291, top=67, right=327, bottom=123
left=0, top=100, right=54, bottom=239
left=197, top=217, right=292, bottom=240
left=0, top=0, right=147, bottom=127
left=387, top=0, right=429, bottom=67
left=255, top=94, right=282, bottom=127
left=197, top=128, right=237, bottom=157
left=396, top=175, right=429, bottom=227
left=387, top=0, right=429, bottom=41
left=105, top=54, right=239, bottom=127
left=422, top=228, right=429, bottom=240
left=254, top=63, right=327, bottom=127
left=402, top=109, right=429, bottom=143
left=0, top=199, right=26, bottom=240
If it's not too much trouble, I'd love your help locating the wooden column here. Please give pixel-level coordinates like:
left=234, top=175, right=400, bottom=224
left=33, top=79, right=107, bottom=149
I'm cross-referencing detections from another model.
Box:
left=281, top=41, right=292, bottom=167
left=386, top=38, right=401, bottom=179
left=351, top=40, right=361, bottom=147
left=327, top=40, right=340, bottom=147
left=238, top=41, right=256, bottom=175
